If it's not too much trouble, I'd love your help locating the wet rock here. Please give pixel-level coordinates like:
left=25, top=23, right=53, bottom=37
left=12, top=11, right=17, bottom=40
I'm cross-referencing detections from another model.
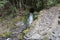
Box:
left=58, top=16, right=60, bottom=18
left=49, top=39, right=52, bottom=40
left=11, top=21, right=25, bottom=34
left=15, top=21, right=24, bottom=26
left=58, top=21, right=60, bottom=25
left=6, top=38, right=12, bottom=40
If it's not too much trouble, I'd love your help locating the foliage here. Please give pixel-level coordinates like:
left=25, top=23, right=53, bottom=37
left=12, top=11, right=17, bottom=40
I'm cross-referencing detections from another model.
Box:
left=33, top=12, right=38, bottom=20
left=0, top=0, right=8, bottom=7
left=17, top=33, right=25, bottom=39
left=0, top=0, right=60, bottom=11
left=18, top=0, right=60, bottom=11
left=47, top=0, right=57, bottom=7
left=57, top=0, right=60, bottom=3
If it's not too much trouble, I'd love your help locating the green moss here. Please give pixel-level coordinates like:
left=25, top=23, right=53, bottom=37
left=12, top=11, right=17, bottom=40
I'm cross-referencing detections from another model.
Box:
left=33, top=12, right=38, bottom=20
left=0, top=32, right=11, bottom=37
left=23, top=29, right=29, bottom=34
left=8, top=24, right=15, bottom=30
left=43, top=35, right=49, bottom=40
left=12, top=18, right=19, bottom=24
left=18, top=25, right=34, bottom=39
left=17, top=28, right=30, bottom=39
left=17, top=33, right=25, bottom=39
left=12, top=14, right=27, bottom=24
left=20, top=16, right=27, bottom=24
left=0, top=17, right=5, bottom=21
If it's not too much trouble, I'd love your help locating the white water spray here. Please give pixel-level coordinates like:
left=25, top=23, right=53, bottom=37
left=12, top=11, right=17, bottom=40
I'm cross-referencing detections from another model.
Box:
left=27, top=13, right=33, bottom=27
left=26, top=7, right=34, bottom=28
left=6, top=38, right=11, bottom=40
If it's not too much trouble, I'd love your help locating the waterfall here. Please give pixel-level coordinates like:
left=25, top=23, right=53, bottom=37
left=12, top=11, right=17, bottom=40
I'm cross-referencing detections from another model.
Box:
left=28, top=13, right=33, bottom=25
left=6, top=38, right=10, bottom=40
left=26, top=13, right=33, bottom=28
left=26, top=7, right=34, bottom=28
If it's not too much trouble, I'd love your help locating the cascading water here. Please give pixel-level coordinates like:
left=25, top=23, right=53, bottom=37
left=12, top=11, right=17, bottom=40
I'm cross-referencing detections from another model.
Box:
left=27, top=13, right=33, bottom=27
left=6, top=38, right=11, bottom=40
left=26, top=7, right=34, bottom=28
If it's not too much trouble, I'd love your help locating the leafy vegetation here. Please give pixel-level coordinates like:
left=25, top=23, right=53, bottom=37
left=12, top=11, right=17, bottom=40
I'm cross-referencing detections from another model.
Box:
left=0, top=0, right=8, bottom=7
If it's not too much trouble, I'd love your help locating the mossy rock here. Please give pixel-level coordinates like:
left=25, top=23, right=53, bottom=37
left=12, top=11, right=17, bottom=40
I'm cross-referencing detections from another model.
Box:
left=33, top=12, right=38, bottom=20
left=0, top=32, right=11, bottom=37
left=17, top=28, right=30, bottom=39
left=43, top=34, right=49, bottom=40
left=19, top=25, right=34, bottom=39
left=23, top=29, right=29, bottom=34
left=17, top=33, right=25, bottom=39
left=20, top=16, right=27, bottom=24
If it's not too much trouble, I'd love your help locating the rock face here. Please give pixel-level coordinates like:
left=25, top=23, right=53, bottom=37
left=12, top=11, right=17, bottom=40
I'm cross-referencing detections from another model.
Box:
left=25, top=6, right=60, bottom=40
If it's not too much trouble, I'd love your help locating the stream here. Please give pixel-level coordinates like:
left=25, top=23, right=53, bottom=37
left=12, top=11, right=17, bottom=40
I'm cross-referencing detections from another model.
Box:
left=26, top=13, right=33, bottom=28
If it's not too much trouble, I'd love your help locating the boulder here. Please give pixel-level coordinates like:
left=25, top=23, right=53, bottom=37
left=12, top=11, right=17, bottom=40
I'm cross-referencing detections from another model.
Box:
left=24, top=6, right=60, bottom=40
